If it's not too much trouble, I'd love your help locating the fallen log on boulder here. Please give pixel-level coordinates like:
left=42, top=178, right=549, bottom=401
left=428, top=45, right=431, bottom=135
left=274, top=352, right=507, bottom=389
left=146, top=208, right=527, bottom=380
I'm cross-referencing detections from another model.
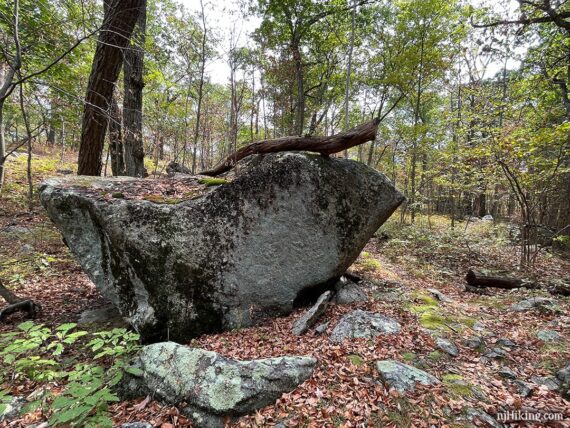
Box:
left=40, top=152, right=404, bottom=342
left=199, top=118, right=380, bottom=176
left=465, top=268, right=536, bottom=290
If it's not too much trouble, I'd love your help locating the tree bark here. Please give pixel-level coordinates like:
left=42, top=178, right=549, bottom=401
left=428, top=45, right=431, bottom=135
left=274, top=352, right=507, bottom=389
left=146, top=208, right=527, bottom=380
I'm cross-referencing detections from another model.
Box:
left=0, top=278, right=40, bottom=322
left=77, top=0, right=144, bottom=176
left=109, top=95, right=124, bottom=176
left=123, top=0, right=147, bottom=177
left=200, top=118, right=380, bottom=176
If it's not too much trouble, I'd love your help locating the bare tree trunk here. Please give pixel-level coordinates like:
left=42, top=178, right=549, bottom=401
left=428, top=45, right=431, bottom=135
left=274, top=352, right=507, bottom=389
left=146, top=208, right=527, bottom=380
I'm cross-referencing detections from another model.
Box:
left=18, top=83, right=33, bottom=209
left=109, top=95, right=124, bottom=175
left=123, top=0, right=146, bottom=177
left=77, top=0, right=144, bottom=176
left=0, top=102, right=6, bottom=190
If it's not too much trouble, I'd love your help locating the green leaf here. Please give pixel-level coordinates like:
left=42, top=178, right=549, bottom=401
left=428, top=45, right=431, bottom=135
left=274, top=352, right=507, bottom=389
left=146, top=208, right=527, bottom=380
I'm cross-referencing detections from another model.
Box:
left=125, top=366, right=143, bottom=376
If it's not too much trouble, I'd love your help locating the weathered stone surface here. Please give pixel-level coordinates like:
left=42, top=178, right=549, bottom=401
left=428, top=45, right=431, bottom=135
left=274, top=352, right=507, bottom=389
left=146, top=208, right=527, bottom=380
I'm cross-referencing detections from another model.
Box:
left=78, top=304, right=129, bottom=328
left=314, top=322, right=329, bottom=335
left=334, top=279, right=368, bottom=304
left=497, top=367, right=517, bottom=380
left=512, top=380, right=533, bottom=397
left=435, top=337, right=459, bottom=357
left=530, top=375, right=561, bottom=391
left=511, top=297, right=555, bottom=312
left=120, top=342, right=316, bottom=427
left=292, top=291, right=332, bottom=336
left=536, top=329, right=563, bottom=342
left=495, top=338, right=516, bottom=348
left=464, top=408, right=503, bottom=428
left=464, top=336, right=485, bottom=349
left=330, top=310, right=401, bottom=343
left=121, top=423, right=153, bottom=428
left=557, top=363, right=570, bottom=399
left=375, top=360, right=439, bottom=392
left=427, top=288, right=452, bottom=303
left=39, top=153, right=404, bottom=342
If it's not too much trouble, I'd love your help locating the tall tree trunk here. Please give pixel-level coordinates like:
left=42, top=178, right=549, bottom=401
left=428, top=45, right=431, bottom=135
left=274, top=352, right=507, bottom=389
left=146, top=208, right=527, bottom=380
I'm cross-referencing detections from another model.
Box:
left=77, top=0, right=144, bottom=176
left=0, top=102, right=6, bottom=190
left=109, top=95, right=124, bottom=175
left=343, top=0, right=356, bottom=158
left=292, top=34, right=305, bottom=136
left=123, top=0, right=146, bottom=177
left=192, top=0, right=207, bottom=175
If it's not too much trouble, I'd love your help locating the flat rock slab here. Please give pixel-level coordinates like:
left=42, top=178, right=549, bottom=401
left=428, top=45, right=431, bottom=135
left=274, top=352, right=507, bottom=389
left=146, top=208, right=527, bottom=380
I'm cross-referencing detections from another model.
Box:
left=376, top=360, right=439, bottom=392
left=536, top=329, right=563, bottom=342
left=120, top=342, right=316, bottom=427
left=329, top=309, right=401, bottom=343
left=292, top=291, right=332, bottom=335
left=40, top=152, right=404, bottom=342
left=511, top=297, right=555, bottom=312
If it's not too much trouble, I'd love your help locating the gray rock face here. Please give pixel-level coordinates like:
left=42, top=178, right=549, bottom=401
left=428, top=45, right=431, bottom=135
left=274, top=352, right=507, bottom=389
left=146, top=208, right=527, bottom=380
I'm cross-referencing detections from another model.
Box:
left=497, top=367, right=517, bottom=380
left=435, top=337, right=459, bottom=357
left=464, top=408, right=503, bottom=428
left=427, top=288, right=452, bottom=303
left=330, top=310, right=401, bottom=343
left=376, top=360, right=439, bottom=392
left=121, top=423, right=153, bottom=428
left=39, top=153, right=404, bottom=342
left=512, top=380, right=533, bottom=397
left=292, top=291, right=332, bottom=335
left=120, top=342, right=316, bottom=427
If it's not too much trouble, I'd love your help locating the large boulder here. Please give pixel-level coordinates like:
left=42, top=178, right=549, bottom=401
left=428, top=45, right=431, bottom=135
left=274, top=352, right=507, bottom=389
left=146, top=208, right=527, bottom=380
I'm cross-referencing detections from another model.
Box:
left=120, top=342, right=316, bottom=427
left=39, top=153, right=404, bottom=342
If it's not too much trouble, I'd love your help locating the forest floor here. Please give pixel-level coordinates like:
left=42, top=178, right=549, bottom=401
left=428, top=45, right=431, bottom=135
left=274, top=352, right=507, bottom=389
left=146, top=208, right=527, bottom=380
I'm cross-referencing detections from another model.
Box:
left=0, top=149, right=569, bottom=427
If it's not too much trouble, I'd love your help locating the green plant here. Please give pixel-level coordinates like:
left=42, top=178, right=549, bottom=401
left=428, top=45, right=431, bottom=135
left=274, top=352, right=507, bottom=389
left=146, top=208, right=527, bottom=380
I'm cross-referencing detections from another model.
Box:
left=0, top=322, right=141, bottom=427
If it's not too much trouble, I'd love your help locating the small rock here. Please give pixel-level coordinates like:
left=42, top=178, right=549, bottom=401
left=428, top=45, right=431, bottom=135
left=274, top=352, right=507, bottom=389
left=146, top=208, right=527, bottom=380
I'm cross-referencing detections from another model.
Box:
left=511, top=297, right=555, bottom=312
left=427, top=288, right=452, bottom=303
left=121, top=423, right=153, bottom=428
left=120, top=342, right=316, bottom=426
left=495, top=338, right=516, bottom=348
left=473, top=321, right=486, bottom=331
left=536, top=329, right=563, bottom=342
left=314, top=322, right=329, bottom=335
left=530, top=375, right=561, bottom=391
left=482, top=348, right=507, bottom=361
left=464, top=408, right=503, bottom=428
left=292, top=291, right=332, bottom=336
left=512, top=380, right=533, bottom=397
left=435, top=337, right=459, bottom=357
left=481, top=214, right=494, bottom=221
left=329, top=310, right=401, bottom=343
left=334, top=280, right=367, bottom=305
left=464, top=336, right=484, bottom=349
left=497, top=367, right=517, bottom=380
left=20, top=244, right=34, bottom=254
left=0, top=396, right=25, bottom=423
left=376, top=360, right=439, bottom=392
left=557, top=363, right=570, bottom=399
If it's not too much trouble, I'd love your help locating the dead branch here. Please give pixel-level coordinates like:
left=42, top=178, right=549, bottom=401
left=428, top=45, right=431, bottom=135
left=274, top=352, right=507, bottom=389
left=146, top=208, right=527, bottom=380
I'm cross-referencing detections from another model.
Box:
left=199, top=118, right=380, bottom=176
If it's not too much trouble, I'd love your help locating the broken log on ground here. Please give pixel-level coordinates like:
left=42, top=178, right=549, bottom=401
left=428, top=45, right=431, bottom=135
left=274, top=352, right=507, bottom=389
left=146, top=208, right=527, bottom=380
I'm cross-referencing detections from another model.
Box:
left=0, top=278, right=41, bottom=322
left=465, top=268, right=536, bottom=290
left=199, top=118, right=380, bottom=176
